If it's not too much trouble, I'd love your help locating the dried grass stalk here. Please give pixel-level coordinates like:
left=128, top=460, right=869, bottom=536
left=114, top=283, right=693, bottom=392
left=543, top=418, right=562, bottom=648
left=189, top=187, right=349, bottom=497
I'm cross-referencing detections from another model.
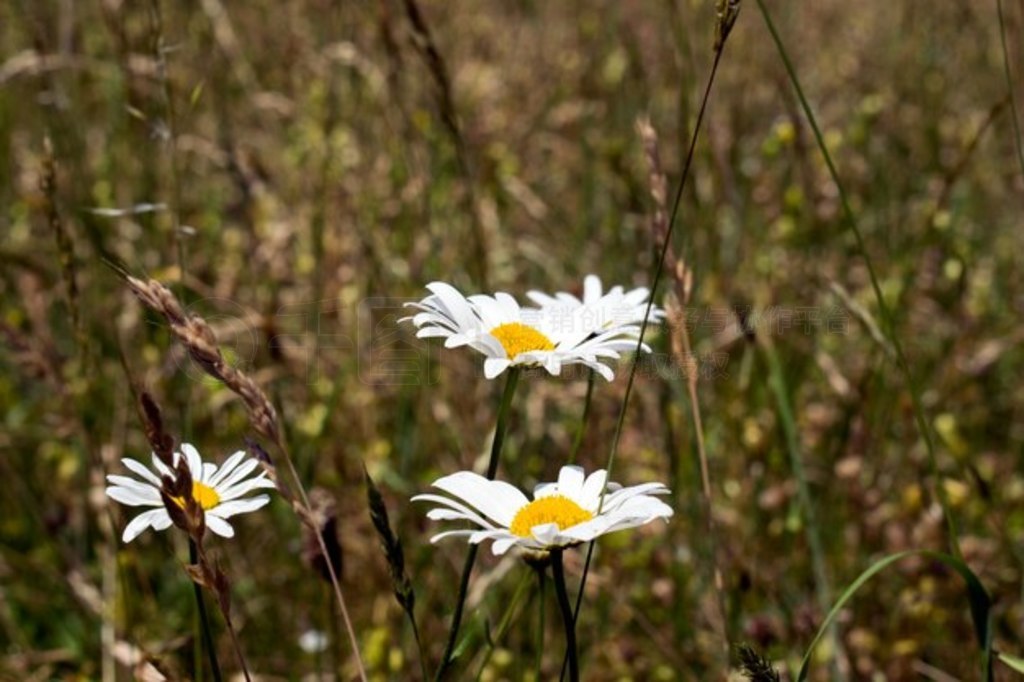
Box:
left=121, top=273, right=367, bottom=681
left=124, top=275, right=281, bottom=444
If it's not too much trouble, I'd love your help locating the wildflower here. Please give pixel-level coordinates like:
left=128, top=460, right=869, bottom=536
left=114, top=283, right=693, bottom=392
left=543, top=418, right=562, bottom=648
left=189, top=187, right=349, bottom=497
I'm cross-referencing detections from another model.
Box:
left=403, top=282, right=644, bottom=380
left=105, top=444, right=275, bottom=543
left=526, top=274, right=665, bottom=333
left=413, top=465, right=673, bottom=555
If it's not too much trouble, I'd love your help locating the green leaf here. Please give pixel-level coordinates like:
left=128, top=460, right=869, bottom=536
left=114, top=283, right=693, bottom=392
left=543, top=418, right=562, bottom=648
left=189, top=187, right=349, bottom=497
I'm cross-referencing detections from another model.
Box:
left=797, top=550, right=992, bottom=682
left=998, top=652, right=1024, bottom=674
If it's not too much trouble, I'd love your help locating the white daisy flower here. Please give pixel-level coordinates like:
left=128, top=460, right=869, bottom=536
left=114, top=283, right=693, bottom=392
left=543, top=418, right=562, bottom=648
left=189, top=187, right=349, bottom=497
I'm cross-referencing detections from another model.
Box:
left=526, top=273, right=665, bottom=334
left=412, top=465, right=673, bottom=555
left=403, top=282, right=645, bottom=380
left=105, top=444, right=276, bottom=543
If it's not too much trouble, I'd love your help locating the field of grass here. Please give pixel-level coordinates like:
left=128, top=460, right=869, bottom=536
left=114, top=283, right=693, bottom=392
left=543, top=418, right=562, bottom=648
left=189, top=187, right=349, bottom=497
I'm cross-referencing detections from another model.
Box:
left=2, top=1, right=1024, bottom=680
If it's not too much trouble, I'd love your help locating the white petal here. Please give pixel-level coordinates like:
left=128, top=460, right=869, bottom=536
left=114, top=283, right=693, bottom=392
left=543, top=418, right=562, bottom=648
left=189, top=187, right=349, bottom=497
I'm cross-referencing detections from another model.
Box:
left=590, top=361, right=615, bottom=382
left=468, top=528, right=512, bottom=545
left=556, top=466, right=586, bottom=502
left=106, top=484, right=162, bottom=507
left=602, top=482, right=670, bottom=512
left=152, top=513, right=174, bottom=532
left=217, top=475, right=276, bottom=502
left=533, top=482, right=559, bottom=498
left=483, top=358, right=510, bottom=379
left=205, top=515, right=235, bottom=538
left=491, top=536, right=522, bottom=555
left=414, top=493, right=498, bottom=530
left=530, top=523, right=562, bottom=546
left=122, top=508, right=171, bottom=543
left=121, top=458, right=161, bottom=486
left=208, top=450, right=247, bottom=487
left=428, top=529, right=478, bottom=544
left=431, top=472, right=528, bottom=527
left=579, top=470, right=609, bottom=510
left=425, top=282, right=477, bottom=332
left=181, top=444, right=203, bottom=480
left=214, top=458, right=260, bottom=492
left=526, top=291, right=559, bottom=307
left=209, top=495, right=270, bottom=519
left=560, top=516, right=618, bottom=542
left=152, top=453, right=173, bottom=479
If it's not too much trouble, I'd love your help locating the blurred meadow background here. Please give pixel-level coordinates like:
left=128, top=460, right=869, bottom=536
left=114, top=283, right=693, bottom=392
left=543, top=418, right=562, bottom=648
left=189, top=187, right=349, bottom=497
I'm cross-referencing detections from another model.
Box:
left=2, top=0, right=1024, bottom=679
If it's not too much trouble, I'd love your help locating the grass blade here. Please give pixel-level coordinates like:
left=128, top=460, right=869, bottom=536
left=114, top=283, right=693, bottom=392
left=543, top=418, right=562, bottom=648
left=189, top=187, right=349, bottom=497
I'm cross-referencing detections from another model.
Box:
left=796, top=550, right=992, bottom=682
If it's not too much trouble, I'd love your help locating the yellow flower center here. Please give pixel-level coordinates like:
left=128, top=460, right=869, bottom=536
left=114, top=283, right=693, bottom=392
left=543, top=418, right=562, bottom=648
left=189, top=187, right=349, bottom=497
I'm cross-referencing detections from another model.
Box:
left=173, top=482, right=221, bottom=511
left=509, top=495, right=593, bottom=537
left=489, top=322, right=555, bottom=360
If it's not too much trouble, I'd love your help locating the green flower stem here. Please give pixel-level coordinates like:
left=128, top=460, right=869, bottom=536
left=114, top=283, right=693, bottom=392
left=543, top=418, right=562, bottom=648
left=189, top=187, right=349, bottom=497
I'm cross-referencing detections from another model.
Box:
left=535, top=564, right=547, bottom=679
left=567, top=369, right=596, bottom=465
left=551, top=549, right=578, bottom=682
left=189, top=539, right=222, bottom=682
left=434, top=368, right=520, bottom=680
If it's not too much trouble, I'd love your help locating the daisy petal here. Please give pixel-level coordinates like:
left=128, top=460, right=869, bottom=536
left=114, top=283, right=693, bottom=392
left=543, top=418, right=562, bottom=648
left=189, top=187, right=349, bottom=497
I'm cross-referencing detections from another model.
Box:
left=181, top=444, right=203, bottom=480
left=209, top=495, right=270, bottom=519
left=556, top=465, right=585, bottom=502
left=122, top=508, right=171, bottom=543
left=217, top=475, right=276, bottom=502
left=105, top=482, right=162, bottom=507
left=121, top=458, right=161, bottom=486
left=205, top=515, right=235, bottom=538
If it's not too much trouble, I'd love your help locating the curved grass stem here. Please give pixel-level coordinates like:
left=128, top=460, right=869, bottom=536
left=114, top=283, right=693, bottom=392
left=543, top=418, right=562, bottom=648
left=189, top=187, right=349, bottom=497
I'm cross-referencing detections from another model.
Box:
left=755, top=0, right=963, bottom=560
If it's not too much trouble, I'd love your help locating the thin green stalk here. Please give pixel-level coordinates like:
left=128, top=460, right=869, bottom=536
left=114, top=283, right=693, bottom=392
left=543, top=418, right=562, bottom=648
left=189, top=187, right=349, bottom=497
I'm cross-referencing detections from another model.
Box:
left=189, top=540, right=222, bottom=682
left=409, top=606, right=430, bottom=682
left=551, top=550, right=578, bottom=682
left=756, top=0, right=962, bottom=560
left=563, top=40, right=728, bottom=682
left=435, top=368, right=521, bottom=680
left=997, top=0, right=1024, bottom=181
left=535, top=565, right=547, bottom=679
left=567, top=369, right=596, bottom=464
left=763, top=341, right=843, bottom=678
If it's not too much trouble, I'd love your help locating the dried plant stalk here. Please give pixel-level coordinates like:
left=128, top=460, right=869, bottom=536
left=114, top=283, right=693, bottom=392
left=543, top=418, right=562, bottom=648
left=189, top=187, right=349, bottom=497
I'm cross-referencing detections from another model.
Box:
left=637, top=117, right=729, bottom=660
left=125, top=276, right=281, bottom=444
left=122, top=274, right=367, bottom=681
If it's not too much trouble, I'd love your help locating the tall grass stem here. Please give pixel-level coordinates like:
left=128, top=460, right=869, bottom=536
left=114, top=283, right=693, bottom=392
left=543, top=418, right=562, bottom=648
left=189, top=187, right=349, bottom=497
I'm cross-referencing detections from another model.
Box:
left=755, top=0, right=963, bottom=560
left=564, top=43, right=729, bottom=681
